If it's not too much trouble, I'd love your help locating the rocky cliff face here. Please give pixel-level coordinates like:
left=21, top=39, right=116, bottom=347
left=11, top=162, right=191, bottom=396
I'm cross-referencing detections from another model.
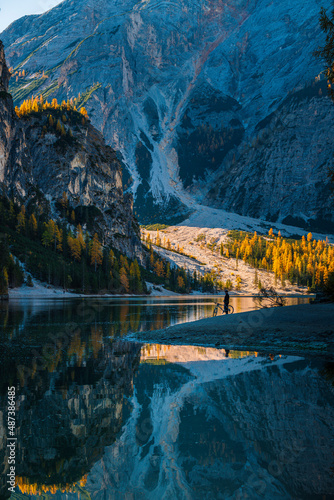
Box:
left=0, top=41, right=10, bottom=91
left=0, top=40, right=142, bottom=259
left=0, top=41, right=18, bottom=190
left=206, top=81, right=334, bottom=233
left=1, top=0, right=333, bottom=228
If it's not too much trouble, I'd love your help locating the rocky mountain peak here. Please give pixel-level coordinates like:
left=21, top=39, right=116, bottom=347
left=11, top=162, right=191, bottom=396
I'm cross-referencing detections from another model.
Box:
left=2, top=1, right=334, bottom=230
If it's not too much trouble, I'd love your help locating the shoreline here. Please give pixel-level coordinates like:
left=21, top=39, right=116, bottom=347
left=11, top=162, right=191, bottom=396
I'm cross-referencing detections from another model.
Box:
left=126, top=303, right=334, bottom=357
left=7, top=280, right=315, bottom=300
left=7, top=290, right=315, bottom=300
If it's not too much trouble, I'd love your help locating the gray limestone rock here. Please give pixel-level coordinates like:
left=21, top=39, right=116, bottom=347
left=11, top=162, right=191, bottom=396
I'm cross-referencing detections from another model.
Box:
left=0, top=41, right=142, bottom=259
left=1, top=0, right=333, bottom=229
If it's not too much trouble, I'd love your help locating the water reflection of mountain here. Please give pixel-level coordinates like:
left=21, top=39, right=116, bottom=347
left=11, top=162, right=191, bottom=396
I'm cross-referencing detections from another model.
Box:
left=85, top=351, right=334, bottom=500
left=1, top=300, right=333, bottom=499
left=0, top=321, right=141, bottom=498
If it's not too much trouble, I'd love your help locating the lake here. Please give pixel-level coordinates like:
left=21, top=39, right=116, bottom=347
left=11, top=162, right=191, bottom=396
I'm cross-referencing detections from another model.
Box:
left=0, top=296, right=333, bottom=499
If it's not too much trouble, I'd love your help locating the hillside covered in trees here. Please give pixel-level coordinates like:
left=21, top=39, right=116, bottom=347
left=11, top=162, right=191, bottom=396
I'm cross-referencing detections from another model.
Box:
left=225, top=229, right=334, bottom=289
left=0, top=38, right=142, bottom=272
left=0, top=196, right=145, bottom=294
left=0, top=196, right=215, bottom=295
left=142, top=225, right=334, bottom=294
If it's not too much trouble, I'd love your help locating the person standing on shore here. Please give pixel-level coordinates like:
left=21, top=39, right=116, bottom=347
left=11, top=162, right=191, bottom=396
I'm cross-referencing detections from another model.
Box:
left=224, top=290, right=230, bottom=314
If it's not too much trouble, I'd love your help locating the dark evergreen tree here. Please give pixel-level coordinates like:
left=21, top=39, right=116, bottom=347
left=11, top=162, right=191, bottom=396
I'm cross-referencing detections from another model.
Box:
left=315, top=4, right=334, bottom=100
left=315, top=3, right=334, bottom=188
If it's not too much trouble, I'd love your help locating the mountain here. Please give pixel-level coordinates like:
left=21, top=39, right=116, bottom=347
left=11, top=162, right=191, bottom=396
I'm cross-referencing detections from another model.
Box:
left=85, top=352, right=334, bottom=499
left=1, top=0, right=334, bottom=229
left=0, top=40, right=142, bottom=259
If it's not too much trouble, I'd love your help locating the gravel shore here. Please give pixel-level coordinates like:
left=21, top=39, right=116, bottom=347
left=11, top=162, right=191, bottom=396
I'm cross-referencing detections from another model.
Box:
left=128, top=303, right=334, bottom=356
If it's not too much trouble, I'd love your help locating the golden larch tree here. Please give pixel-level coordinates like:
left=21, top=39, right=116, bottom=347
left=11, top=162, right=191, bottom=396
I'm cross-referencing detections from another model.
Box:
left=90, top=233, right=103, bottom=271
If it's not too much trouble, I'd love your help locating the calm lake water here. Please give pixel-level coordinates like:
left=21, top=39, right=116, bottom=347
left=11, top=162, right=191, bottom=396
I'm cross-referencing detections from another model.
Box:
left=0, top=296, right=333, bottom=499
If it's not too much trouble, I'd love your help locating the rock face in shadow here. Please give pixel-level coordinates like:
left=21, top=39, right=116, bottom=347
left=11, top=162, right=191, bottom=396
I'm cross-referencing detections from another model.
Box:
left=0, top=41, right=10, bottom=91
left=1, top=0, right=334, bottom=228
left=0, top=40, right=142, bottom=259
left=205, top=82, right=334, bottom=233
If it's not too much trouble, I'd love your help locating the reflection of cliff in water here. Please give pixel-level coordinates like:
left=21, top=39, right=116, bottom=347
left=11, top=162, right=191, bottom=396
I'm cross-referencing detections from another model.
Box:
left=0, top=318, right=141, bottom=497
left=0, top=297, right=215, bottom=358
left=85, top=353, right=334, bottom=500
left=0, top=299, right=211, bottom=497
left=1, top=300, right=333, bottom=499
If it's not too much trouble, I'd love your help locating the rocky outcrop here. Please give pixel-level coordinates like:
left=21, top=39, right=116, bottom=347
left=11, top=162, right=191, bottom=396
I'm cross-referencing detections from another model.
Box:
left=0, top=40, right=142, bottom=259
left=0, top=41, right=10, bottom=92
left=205, top=81, right=334, bottom=233
left=0, top=42, right=17, bottom=189
left=1, top=0, right=334, bottom=228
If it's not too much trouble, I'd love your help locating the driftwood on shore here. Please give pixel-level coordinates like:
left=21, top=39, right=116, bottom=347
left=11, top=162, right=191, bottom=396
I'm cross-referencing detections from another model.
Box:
left=254, top=287, right=285, bottom=308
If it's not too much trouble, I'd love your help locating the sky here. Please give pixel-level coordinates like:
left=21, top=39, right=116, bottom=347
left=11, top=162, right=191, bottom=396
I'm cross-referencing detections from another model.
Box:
left=0, top=0, right=63, bottom=33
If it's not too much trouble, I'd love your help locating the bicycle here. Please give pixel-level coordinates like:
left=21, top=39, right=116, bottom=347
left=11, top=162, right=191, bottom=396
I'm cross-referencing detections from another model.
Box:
left=213, top=303, right=234, bottom=316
